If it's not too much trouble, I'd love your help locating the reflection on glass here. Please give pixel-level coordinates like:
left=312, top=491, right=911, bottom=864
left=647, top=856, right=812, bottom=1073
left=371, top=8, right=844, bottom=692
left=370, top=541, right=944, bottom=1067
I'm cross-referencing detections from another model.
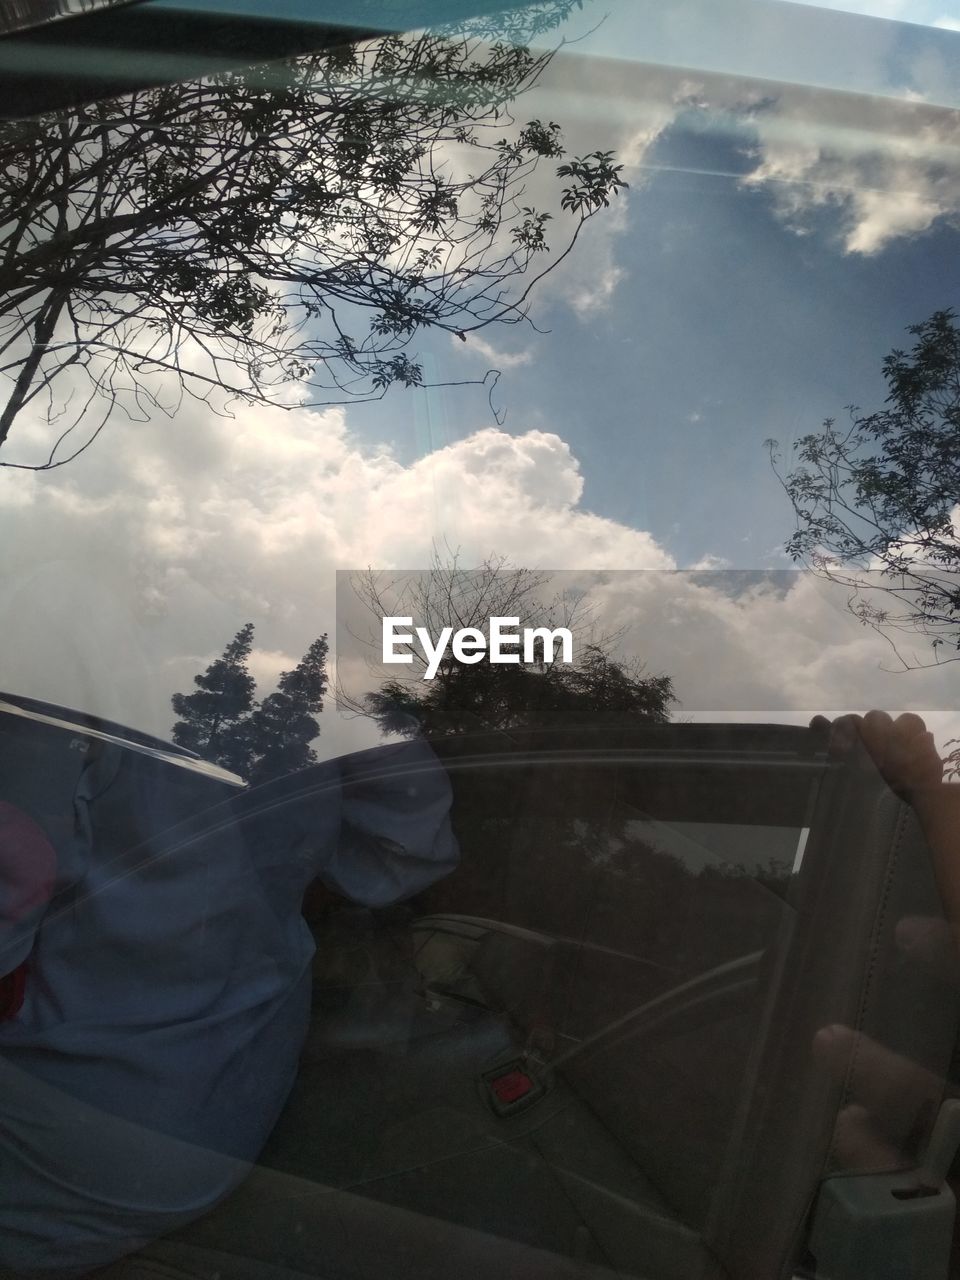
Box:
left=0, top=0, right=957, bottom=1276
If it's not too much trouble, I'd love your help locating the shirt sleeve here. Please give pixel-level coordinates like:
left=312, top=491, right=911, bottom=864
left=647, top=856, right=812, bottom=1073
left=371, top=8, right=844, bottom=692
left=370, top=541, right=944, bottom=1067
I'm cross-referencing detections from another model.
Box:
left=321, top=738, right=459, bottom=908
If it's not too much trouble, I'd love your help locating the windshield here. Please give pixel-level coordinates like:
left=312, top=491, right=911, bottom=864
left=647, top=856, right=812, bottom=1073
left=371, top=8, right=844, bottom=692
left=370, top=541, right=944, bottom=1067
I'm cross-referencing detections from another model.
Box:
left=0, top=3, right=958, bottom=1279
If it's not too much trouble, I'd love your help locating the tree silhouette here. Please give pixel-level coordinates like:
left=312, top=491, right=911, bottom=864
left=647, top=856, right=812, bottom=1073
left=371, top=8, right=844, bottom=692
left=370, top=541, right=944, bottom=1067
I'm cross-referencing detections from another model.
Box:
left=0, top=3, right=626, bottom=468
left=221, top=635, right=330, bottom=785
left=171, top=630, right=329, bottom=784
left=770, top=309, right=960, bottom=668
left=170, top=621, right=255, bottom=760
left=343, top=552, right=673, bottom=738
left=366, top=643, right=674, bottom=738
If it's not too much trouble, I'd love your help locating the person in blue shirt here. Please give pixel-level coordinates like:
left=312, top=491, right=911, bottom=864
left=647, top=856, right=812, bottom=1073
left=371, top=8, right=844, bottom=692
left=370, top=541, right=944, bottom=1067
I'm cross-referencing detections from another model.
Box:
left=0, top=733, right=458, bottom=1278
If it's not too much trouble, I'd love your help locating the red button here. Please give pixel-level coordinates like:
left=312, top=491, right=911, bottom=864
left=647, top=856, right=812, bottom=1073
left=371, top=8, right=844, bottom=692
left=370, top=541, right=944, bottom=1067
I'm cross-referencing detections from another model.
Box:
left=489, top=1069, right=534, bottom=1105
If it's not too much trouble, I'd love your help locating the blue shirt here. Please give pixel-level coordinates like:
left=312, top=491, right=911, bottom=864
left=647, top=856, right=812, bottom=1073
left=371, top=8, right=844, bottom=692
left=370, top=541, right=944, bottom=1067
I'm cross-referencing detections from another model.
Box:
left=0, top=737, right=457, bottom=1274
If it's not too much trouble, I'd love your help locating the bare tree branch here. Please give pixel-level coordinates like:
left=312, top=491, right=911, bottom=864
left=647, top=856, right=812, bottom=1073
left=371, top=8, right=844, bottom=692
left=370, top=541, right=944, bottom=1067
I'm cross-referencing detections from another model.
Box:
left=0, top=4, right=627, bottom=468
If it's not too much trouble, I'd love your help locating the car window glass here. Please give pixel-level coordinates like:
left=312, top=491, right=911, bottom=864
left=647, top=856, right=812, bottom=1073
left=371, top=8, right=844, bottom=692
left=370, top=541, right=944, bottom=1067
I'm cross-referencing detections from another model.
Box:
left=0, top=2, right=959, bottom=1279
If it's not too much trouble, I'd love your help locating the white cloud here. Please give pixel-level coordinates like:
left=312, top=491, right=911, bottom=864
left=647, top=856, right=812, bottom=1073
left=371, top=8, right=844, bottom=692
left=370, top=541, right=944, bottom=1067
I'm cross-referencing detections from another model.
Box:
left=738, top=93, right=960, bottom=254
left=508, top=58, right=684, bottom=319
left=2, top=48, right=959, bottom=752
left=456, top=333, right=533, bottom=369
left=0, top=401, right=673, bottom=749
left=569, top=263, right=627, bottom=317
left=583, top=569, right=960, bottom=751
left=1, top=394, right=955, bottom=764
left=529, top=48, right=960, bottom=263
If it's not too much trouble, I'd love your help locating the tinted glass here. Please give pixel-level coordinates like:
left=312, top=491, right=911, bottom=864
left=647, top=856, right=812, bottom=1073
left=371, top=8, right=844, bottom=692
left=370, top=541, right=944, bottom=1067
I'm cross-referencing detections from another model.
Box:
left=0, top=3, right=958, bottom=1279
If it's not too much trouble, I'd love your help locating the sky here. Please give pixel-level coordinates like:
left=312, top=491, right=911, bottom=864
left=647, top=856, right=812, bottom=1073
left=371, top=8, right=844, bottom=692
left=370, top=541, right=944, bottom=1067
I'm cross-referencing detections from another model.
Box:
left=0, top=0, right=958, bottom=759
left=800, top=0, right=960, bottom=29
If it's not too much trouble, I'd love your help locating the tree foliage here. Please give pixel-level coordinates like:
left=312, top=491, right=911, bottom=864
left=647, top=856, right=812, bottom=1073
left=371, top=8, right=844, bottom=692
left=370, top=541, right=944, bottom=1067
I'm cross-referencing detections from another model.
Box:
left=223, top=635, right=330, bottom=786
left=171, top=622, right=256, bottom=759
left=171, top=627, right=329, bottom=785
left=0, top=2, right=626, bottom=468
left=770, top=309, right=960, bottom=666
left=344, top=551, right=674, bottom=737
left=366, top=642, right=674, bottom=738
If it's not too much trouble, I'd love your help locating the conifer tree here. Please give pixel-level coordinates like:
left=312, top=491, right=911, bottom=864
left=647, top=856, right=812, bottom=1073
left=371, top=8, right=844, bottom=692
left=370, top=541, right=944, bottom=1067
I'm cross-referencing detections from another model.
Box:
left=220, top=634, right=330, bottom=785
left=170, top=622, right=256, bottom=761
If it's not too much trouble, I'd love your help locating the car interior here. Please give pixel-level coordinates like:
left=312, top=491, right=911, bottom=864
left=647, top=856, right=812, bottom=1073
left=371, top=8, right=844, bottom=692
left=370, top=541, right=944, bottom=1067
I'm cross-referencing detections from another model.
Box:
left=1, top=0, right=959, bottom=1277
left=5, top=716, right=948, bottom=1280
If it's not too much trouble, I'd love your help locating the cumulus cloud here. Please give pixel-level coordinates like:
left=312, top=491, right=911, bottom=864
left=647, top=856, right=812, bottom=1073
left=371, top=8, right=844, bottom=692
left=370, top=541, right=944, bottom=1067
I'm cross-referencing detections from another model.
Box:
left=737, top=84, right=960, bottom=254
left=0, top=391, right=954, bottom=763
left=529, top=46, right=960, bottom=267
left=582, top=568, right=960, bottom=749
left=1, top=46, right=958, bottom=754
left=0, top=400, right=672, bottom=748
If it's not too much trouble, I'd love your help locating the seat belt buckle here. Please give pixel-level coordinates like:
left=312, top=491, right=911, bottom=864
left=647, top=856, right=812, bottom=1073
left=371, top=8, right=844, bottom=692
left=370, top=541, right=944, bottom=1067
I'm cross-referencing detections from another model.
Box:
left=807, top=1099, right=960, bottom=1279
left=480, top=1058, right=545, bottom=1117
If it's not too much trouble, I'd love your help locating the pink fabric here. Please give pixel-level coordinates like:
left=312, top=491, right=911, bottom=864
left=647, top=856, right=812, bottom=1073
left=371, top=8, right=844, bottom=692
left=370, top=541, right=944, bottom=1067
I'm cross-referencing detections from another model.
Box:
left=0, top=800, right=56, bottom=924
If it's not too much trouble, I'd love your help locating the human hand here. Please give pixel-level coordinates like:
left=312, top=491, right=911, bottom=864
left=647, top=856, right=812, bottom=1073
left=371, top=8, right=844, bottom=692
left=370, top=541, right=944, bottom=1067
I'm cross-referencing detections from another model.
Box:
left=810, top=712, right=957, bottom=1174
left=810, top=710, right=944, bottom=798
